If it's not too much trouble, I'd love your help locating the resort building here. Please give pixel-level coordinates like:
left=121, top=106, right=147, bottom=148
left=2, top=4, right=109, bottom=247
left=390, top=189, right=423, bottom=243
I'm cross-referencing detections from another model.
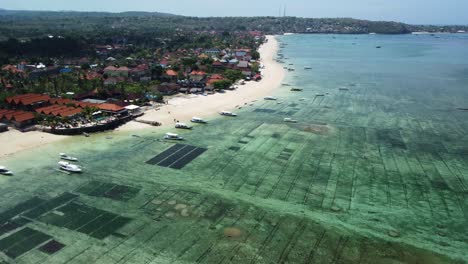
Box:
left=5, top=94, right=51, bottom=110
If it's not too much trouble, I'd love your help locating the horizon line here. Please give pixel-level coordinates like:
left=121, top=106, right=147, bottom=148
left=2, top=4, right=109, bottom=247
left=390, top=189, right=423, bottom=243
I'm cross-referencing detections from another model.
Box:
left=1, top=8, right=468, bottom=26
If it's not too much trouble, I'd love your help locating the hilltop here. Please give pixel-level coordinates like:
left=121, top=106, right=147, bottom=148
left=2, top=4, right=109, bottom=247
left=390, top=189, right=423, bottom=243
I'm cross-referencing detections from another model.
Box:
left=0, top=9, right=467, bottom=40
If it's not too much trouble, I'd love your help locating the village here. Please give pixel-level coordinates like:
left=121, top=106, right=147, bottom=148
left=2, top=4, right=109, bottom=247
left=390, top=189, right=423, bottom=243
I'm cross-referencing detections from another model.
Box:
left=0, top=31, right=265, bottom=134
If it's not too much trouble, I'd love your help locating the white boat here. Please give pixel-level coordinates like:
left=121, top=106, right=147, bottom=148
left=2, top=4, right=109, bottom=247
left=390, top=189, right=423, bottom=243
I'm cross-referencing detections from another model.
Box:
left=0, top=166, right=13, bottom=176
left=175, top=122, right=192, bottom=129
left=220, top=111, right=237, bottom=117
left=58, top=161, right=82, bottom=173
left=164, top=132, right=184, bottom=140
left=264, top=96, right=278, bottom=101
left=60, top=153, right=78, bottom=162
left=284, top=118, right=298, bottom=123
left=191, top=117, right=207, bottom=124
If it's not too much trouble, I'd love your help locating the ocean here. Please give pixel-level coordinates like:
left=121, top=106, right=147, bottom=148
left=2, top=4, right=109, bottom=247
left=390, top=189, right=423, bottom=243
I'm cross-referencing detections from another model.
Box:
left=1, top=33, right=468, bottom=263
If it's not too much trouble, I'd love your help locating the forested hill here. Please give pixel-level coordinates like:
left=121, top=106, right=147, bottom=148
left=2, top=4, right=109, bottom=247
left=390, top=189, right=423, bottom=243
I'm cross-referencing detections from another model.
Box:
left=0, top=9, right=178, bottom=19
left=0, top=9, right=467, bottom=40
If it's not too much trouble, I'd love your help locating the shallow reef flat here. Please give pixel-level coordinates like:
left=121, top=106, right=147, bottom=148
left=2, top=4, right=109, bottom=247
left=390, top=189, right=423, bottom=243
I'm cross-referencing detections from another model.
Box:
left=1, top=34, right=468, bottom=263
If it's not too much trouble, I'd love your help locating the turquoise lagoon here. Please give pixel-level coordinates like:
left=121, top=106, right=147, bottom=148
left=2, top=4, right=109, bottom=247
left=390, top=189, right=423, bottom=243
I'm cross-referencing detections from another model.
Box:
left=1, top=34, right=468, bottom=263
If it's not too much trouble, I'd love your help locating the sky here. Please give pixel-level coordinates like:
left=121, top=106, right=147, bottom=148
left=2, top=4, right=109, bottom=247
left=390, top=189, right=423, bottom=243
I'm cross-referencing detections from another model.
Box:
left=1, top=0, right=467, bottom=25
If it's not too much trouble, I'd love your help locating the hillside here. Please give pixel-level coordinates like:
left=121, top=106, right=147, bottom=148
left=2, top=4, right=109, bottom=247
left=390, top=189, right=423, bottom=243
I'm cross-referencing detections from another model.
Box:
left=0, top=9, right=467, bottom=40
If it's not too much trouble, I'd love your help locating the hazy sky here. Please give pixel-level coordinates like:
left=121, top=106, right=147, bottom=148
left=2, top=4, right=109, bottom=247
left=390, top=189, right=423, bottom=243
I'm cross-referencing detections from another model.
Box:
left=1, top=0, right=467, bottom=25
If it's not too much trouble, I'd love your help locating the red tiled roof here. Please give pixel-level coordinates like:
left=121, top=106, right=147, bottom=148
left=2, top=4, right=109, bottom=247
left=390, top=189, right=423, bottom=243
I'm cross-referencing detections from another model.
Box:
left=0, top=110, right=16, bottom=119
left=6, top=94, right=50, bottom=105
left=97, top=103, right=125, bottom=112
left=166, top=70, right=177, bottom=76
left=209, top=74, right=224, bottom=80
left=12, top=112, right=35, bottom=123
left=104, top=66, right=130, bottom=72
left=190, top=70, right=206, bottom=76
left=57, top=108, right=82, bottom=117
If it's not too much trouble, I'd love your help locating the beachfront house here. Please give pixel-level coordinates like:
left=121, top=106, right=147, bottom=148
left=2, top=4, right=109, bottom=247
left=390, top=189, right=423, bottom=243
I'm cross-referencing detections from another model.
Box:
left=164, top=70, right=178, bottom=81
left=97, top=103, right=129, bottom=117
left=0, top=109, right=36, bottom=129
left=189, top=70, right=207, bottom=82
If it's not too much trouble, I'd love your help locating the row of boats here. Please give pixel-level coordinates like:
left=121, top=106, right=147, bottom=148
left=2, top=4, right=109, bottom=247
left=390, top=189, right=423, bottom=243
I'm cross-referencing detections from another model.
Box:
left=165, top=111, right=239, bottom=140
left=1, top=153, right=83, bottom=176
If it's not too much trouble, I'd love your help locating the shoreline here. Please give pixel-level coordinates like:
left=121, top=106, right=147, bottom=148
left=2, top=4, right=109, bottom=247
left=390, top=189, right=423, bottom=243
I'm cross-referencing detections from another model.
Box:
left=117, top=35, right=285, bottom=132
left=0, top=35, right=285, bottom=158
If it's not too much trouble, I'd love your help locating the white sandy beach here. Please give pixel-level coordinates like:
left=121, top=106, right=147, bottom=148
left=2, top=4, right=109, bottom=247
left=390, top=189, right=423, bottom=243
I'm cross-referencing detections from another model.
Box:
left=0, top=130, right=67, bottom=158
left=118, top=35, right=285, bottom=131
left=0, top=35, right=285, bottom=157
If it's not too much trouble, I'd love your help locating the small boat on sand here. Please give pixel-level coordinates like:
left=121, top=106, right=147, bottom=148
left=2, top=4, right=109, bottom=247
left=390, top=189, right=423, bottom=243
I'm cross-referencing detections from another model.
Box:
left=284, top=118, right=298, bottom=123
left=0, top=166, right=13, bottom=176
left=191, top=117, right=207, bottom=124
left=60, top=153, right=78, bottom=162
left=220, top=111, right=237, bottom=117
left=58, top=161, right=82, bottom=173
left=175, top=122, right=193, bottom=129
left=164, top=133, right=184, bottom=141
left=264, top=96, right=278, bottom=101
left=291, top=88, right=303, bottom=92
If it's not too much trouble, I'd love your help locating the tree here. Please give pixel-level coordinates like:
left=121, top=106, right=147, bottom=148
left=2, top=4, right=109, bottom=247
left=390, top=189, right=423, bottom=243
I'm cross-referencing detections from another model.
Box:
left=224, top=69, right=243, bottom=82
left=251, top=51, right=260, bottom=60
left=213, top=80, right=232, bottom=91
left=81, top=63, right=90, bottom=70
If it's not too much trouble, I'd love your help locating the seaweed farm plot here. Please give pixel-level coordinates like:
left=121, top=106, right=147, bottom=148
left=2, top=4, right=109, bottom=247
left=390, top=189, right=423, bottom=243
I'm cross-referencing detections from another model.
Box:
left=0, top=227, right=51, bottom=259
left=146, top=144, right=207, bottom=169
left=37, top=200, right=131, bottom=240
left=75, top=181, right=140, bottom=201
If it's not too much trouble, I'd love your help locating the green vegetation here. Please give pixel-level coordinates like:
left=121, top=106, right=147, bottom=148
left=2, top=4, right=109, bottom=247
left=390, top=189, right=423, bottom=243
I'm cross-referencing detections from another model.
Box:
left=224, top=69, right=243, bottom=82
left=213, top=80, right=232, bottom=90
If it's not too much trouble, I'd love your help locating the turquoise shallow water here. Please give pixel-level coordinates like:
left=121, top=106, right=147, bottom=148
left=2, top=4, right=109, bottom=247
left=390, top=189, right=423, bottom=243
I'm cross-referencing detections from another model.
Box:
left=1, top=34, right=468, bottom=263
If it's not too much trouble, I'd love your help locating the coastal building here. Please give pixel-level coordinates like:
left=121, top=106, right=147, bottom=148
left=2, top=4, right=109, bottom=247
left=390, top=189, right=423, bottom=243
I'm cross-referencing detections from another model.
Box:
left=204, top=48, right=221, bottom=57
left=103, top=66, right=130, bottom=77
left=0, top=109, right=35, bottom=128
left=157, top=82, right=180, bottom=95
left=5, top=94, right=51, bottom=110
left=103, top=77, right=125, bottom=86
left=97, top=103, right=128, bottom=116
left=206, top=74, right=226, bottom=91
left=189, top=70, right=207, bottom=82
left=164, top=70, right=178, bottom=81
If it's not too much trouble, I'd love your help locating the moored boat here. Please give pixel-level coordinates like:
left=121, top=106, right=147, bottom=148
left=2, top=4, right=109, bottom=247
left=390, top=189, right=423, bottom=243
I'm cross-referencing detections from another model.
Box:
left=264, top=96, right=278, bottom=101
left=220, top=111, right=237, bottom=117
left=290, top=88, right=303, bottom=92
left=284, top=118, right=298, bottom=123
left=0, top=166, right=13, bottom=176
left=175, top=122, right=193, bottom=129
left=191, top=117, right=207, bottom=124
left=58, top=161, right=82, bottom=173
left=164, top=132, right=184, bottom=140
left=60, top=153, right=78, bottom=162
